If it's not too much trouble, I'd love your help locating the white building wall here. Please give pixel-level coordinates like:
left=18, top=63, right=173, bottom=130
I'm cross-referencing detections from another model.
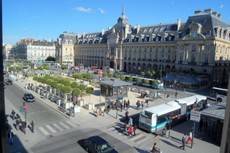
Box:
left=26, top=45, right=56, bottom=63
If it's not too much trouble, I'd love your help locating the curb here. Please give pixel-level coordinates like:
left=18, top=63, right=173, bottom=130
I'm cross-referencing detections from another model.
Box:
left=14, top=80, right=70, bottom=119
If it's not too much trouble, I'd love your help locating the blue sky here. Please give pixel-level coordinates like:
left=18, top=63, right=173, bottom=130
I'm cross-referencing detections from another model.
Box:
left=3, top=0, right=230, bottom=44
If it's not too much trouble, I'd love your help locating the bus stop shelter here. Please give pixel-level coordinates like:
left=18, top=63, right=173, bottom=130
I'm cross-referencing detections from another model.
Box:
left=199, top=103, right=226, bottom=145
left=100, top=78, right=132, bottom=98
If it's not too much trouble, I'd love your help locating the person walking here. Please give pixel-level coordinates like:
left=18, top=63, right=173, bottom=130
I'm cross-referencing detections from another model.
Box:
left=128, top=117, right=133, bottom=126
left=151, top=142, right=160, bottom=153
left=8, top=130, right=14, bottom=145
left=31, top=120, right=34, bottom=133
left=181, top=135, right=186, bottom=150
left=123, top=100, right=126, bottom=109
left=125, top=111, right=129, bottom=124
left=133, top=125, right=137, bottom=136
left=141, top=101, right=144, bottom=109
left=127, top=100, right=130, bottom=109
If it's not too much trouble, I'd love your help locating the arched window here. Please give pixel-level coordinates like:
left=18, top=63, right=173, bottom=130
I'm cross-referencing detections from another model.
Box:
left=219, top=28, right=222, bottom=38
left=191, top=44, right=196, bottom=52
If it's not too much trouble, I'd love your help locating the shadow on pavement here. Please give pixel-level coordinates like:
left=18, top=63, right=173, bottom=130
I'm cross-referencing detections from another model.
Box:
left=172, top=120, right=193, bottom=135
left=134, top=147, right=150, bottom=153
left=160, top=139, right=181, bottom=149
left=7, top=133, right=28, bottom=153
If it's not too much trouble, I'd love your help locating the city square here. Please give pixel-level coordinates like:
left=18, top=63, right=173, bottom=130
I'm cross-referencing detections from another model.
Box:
left=2, top=1, right=230, bottom=153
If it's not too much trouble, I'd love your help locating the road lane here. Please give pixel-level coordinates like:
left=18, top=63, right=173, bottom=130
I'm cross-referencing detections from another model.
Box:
left=5, top=84, right=66, bottom=125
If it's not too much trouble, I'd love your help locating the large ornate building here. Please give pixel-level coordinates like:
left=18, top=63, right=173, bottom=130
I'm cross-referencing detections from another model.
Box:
left=71, top=9, right=230, bottom=86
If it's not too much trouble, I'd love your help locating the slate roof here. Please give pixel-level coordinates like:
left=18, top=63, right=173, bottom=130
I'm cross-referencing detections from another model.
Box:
left=100, top=78, right=132, bottom=87
left=201, top=103, right=226, bottom=120
left=182, top=14, right=230, bottom=37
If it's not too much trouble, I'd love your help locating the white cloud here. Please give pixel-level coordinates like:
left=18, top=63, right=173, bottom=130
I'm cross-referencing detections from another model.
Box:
left=74, top=6, right=92, bottom=13
left=220, top=4, right=224, bottom=9
left=98, top=8, right=105, bottom=14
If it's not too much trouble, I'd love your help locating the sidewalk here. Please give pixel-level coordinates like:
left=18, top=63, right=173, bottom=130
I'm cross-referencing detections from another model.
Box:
left=5, top=97, right=43, bottom=153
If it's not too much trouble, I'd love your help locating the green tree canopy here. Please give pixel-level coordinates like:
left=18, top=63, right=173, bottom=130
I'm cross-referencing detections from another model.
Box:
left=72, top=88, right=81, bottom=97
left=85, top=87, right=94, bottom=95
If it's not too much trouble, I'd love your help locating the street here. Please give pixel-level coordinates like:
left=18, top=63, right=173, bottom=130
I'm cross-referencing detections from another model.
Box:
left=31, top=128, right=136, bottom=153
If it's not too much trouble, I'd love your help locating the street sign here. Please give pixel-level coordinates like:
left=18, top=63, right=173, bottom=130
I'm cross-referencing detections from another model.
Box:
left=19, top=106, right=24, bottom=112
left=23, top=103, right=29, bottom=112
left=190, top=110, right=201, bottom=122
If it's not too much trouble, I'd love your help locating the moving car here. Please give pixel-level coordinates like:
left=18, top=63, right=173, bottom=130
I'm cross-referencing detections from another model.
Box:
left=78, top=136, right=118, bottom=153
left=23, top=93, right=35, bottom=102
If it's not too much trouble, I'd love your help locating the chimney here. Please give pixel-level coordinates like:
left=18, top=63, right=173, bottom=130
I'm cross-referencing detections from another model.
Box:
left=136, top=24, right=140, bottom=33
left=212, top=11, right=218, bottom=16
left=204, top=8, right=212, bottom=14
left=217, top=13, right=221, bottom=18
left=194, top=10, right=202, bottom=14
left=177, top=19, right=181, bottom=31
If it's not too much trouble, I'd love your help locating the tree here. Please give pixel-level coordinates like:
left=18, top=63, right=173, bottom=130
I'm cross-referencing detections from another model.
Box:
left=71, top=82, right=79, bottom=88
left=45, top=56, right=56, bottom=62
left=60, top=86, right=72, bottom=94
left=86, top=87, right=94, bottom=95
left=61, top=64, right=68, bottom=70
left=72, top=73, right=80, bottom=80
left=72, top=88, right=81, bottom=97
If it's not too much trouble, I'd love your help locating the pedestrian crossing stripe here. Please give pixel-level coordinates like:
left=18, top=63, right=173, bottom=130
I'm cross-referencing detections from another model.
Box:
left=107, top=126, right=147, bottom=144
left=65, top=120, right=76, bottom=128
left=52, top=123, right=64, bottom=132
left=37, top=121, right=76, bottom=136
left=46, top=125, right=57, bottom=133
left=59, top=121, right=71, bottom=129
left=38, top=127, right=49, bottom=136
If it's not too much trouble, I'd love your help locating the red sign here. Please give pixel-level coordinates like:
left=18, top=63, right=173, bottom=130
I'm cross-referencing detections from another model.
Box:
left=23, top=103, right=29, bottom=112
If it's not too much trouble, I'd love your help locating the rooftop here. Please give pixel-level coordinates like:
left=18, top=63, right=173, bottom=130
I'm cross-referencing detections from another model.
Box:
left=100, top=78, right=132, bottom=87
left=201, top=103, right=226, bottom=120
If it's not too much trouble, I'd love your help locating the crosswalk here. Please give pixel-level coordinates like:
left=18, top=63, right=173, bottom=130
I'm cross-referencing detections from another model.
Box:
left=37, top=120, right=78, bottom=136
left=107, top=125, right=148, bottom=144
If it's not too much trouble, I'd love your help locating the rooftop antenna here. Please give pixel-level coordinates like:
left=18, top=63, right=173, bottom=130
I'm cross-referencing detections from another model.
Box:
left=122, top=4, right=125, bottom=16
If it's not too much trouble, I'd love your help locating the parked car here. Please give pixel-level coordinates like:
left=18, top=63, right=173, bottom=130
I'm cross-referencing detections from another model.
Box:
left=23, top=93, right=35, bottom=103
left=78, top=136, right=118, bottom=153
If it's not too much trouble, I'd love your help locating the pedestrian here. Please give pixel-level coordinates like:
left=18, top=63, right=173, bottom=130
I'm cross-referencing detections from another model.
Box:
left=128, top=117, right=133, bottom=126
left=175, top=91, right=178, bottom=98
left=181, top=135, right=186, bottom=150
left=151, top=142, right=160, bottom=153
left=141, top=101, right=144, bottom=109
left=127, top=126, right=133, bottom=136
left=136, top=100, right=140, bottom=109
left=127, top=100, right=130, bottom=109
left=123, top=100, right=126, bottom=109
left=125, top=111, right=129, bottom=123
left=145, top=99, right=149, bottom=107
left=31, top=120, right=34, bottom=133
left=8, top=130, right=14, bottom=145
left=133, top=125, right=137, bottom=136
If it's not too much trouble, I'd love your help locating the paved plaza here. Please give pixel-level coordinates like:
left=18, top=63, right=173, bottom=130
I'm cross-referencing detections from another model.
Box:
left=4, top=77, right=220, bottom=153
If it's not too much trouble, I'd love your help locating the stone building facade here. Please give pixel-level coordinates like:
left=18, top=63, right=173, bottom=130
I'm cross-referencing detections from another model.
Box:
left=56, top=32, right=76, bottom=65
left=13, top=39, right=56, bottom=63
left=3, top=44, right=13, bottom=60
left=73, top=9, right=230, bottom=86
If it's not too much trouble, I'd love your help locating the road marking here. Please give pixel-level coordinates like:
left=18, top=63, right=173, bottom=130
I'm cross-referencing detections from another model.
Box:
left=38, top=126, right=49, bottom=136
left=133, top=135, right=146, bottom=143
left=46, top=124, right=57, bottom=133
left=64, top=121, right=76, bottom=128
left=59, top=121, right=71, bottom=129
left=52, top=123, right=64, bottom=132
